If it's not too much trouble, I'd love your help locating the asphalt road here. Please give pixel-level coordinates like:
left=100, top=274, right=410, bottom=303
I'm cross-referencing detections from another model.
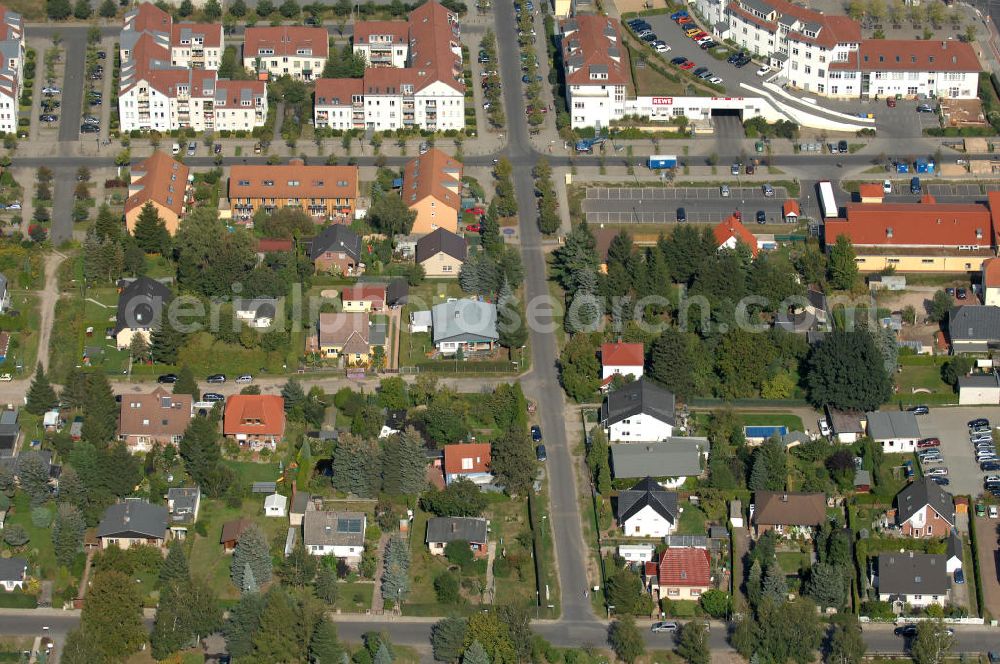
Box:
left=57, top=29, right=87, bottom=143
left=494, top=0, right=592, bottom=622
left=49, top=167, right=76, bottom=245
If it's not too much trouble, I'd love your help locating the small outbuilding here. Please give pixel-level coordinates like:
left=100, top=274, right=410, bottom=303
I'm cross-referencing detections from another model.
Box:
left=264, top=493, right=288, bottom=518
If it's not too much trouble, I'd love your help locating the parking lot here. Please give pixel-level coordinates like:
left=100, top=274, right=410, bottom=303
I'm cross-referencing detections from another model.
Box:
left=583, top=185, right=791, bottom=223
left=913, top=406, right=1000, bottom=498
left=638, top=13, right=753, bottom=92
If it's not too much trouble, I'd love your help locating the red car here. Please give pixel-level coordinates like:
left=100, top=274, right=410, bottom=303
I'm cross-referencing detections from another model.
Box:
left=679, top=61, right=696, bottom=70
left=691, top=31, right=708, bottom=40
left=465, top=206, right=485, bottom=215
left=676, top=16, right=693, bottom=24
left=917, top=437, right=941, bottom=448
left=465, top=224, right=481, bottom=233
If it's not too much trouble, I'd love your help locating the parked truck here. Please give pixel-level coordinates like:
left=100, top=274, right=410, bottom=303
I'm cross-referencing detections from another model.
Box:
left=648, top=154, right=678, bottom=169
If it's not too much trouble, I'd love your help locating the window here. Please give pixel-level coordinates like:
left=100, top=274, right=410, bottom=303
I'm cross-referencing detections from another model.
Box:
left=461, top=458, right=473, bottom=470
left=667, top=589, right=680, bottom=597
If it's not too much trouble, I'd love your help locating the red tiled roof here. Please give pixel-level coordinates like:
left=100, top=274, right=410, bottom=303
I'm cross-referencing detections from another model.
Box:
left=983, top=257, right=1000, bottom=287
left=126, top=2, right=171, bottom=34
left=229, top=162, right=358, bottom=201
left=402, top=148, right=463, bottom=212
left=342, top=283, right=387, bottom=305
left=658, top=547, right=711, bottom=587
left=601, top=342, right=644, bottom=368
left=858, top=183, right=884, bottom=199
left=243, top=26, right=329, bottom=58
left=223, top=395, right=286, bottom=437
left=443, top=443, right=491, bottom=475
left=257, top=238, right=294, bottom=253
left=125, top=150, right=190, bottom=219
left=315, top=78, right=364, bottom=106
left=561, top=15, right=628, bottom=87
left=783, top=200, right=800, bottom=216
left=712, top=216, right=759, bottom=257
left=830, top=39, right=980, bottom=72
left=171, top=22, right=223, bottom=49
left=726, top=0, right=860, bottom=49
left=354, top=20, right=409, bottom=45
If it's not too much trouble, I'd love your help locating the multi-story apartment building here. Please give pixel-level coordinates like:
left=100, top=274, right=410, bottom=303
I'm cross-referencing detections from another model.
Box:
left=242, top=26, right=328, bottom=81
left=118, top=3, right=267, bottom=133
left=228, top=160, right=359, bottom=222
left=699, top=0, right=980, bottom=99
left=560, top=15, right=628, bottom=130
left=0, top=6, right=24, bottom=136
left=314, top=1, right=465, bottom=132
left=124, top=150, right=192, bottom=236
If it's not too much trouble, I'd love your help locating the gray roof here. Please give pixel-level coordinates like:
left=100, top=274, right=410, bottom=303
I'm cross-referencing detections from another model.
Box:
left=958, top=373, right=1000, bottom=389
left=386, top=278, right=409, bottom=307
left=866, top=411, right=921, bottom=440
left=709, top=525, right=729, bottom=539
left=308, top=225, right=361, bottom=262
left=610, top=438, right=709, bottom=479
left=291, top=491, right=311, bottom=515
left=664, top=534, right=707, bottom=548
left=0, top=557, right=27, bottom=582
left=96, top=499, right=168, bottom=540
left=877, top=552, right=949, bottom=596
left=115, top=277, right=173, bottom=335
left=826, top=407, right=864, bottom=434
left=0, top=272, right=7, bottom=295
left=782, top=431, right=811, bottom=447
left=252, top=481, right=277, bottom=493
left=854, top=469, right=872, bottom=487
left=415, top=228, right=467, bottom=264
left=166, top=487, right=199, bottom=523
left=742, top=0, right=775, bottom=14
left=896, top=478, right=954, bottom=526
left=949, top=305, right=1000, bottom=342
left=425, top=517, right=488, bottom=544
left=0, top=409, right=18, bottom=438
left=616, top=477, right=679, bottom=523
left=601, top=378, right=676, bottom=427
left=431, top=299, right=498, bottom=344
left=303, top=510, right=366, bottom=548
left=234, top=297, right=279, bottom=319
left=946, top=530, right=962, bottom=562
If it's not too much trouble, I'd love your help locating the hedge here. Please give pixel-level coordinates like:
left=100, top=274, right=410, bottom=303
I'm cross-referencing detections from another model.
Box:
left=967, top=504, right=987, bottom=619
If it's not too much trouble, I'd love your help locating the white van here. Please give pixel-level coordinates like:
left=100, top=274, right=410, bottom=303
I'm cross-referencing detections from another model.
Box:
left=171, top=142, right=180, bottom=155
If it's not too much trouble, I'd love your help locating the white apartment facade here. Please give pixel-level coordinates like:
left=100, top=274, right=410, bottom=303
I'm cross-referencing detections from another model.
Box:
left=314, top=1, right=465, bottom=132
left=242, top=26, right=328, bottom=81
left=561, top=15, right=628, bottom=130
left=0, top=6, right=24, bottom=136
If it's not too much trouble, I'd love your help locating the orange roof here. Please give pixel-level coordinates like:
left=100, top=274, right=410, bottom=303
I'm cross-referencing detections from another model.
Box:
left=984, top=257, right=1000, bottom=287
left=125, top=2, right=171, bottom=34
left=783, top=200, right=800, bottom=216
left=601, top=342, right=644, bottom=368
left=171, top=22, right=223, bottom=49
left=858, top=183, right=884, bottom=199
left=125, top=151, right=190, bottom=219
left=825, top=192, right=1000, bottom=248
left=658, top=547, right=711, bottom=587
left=712, top=216, right=759, bottom=257
left=402, top=148, right=463, bottom=212
left=342, top=283, right=387, bottom=304
left=257, top=238, right=294, bottom=253
left=315, top=78, right=364, bottom=106
left=229, top=161, right=358, bottom=201
left=243, top=26, right=329, bottom=58
left=561, top=15, right=628, bottom=87
left=224, top=395, right=286, bottom=437
left=443, top=443, right=491, bottom=475
left=353, top=20, right=409, bottom=45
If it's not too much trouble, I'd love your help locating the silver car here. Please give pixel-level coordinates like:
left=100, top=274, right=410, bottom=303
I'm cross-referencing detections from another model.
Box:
left=925, top=467, right=949, bottom=476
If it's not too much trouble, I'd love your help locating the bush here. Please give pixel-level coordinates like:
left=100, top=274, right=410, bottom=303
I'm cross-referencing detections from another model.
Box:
left=433, top=571, right=460, bottom=604
left=31, top=506, right=51, bottom=528
left=444, top=540, right=473, bottom=567
left=860, top=600, right=895, bottom=620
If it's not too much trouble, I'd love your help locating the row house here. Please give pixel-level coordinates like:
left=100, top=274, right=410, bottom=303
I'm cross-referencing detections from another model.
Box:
left=121, top=3, right=223, bottom=70
left=242, top=25, right=328, bottom=81
left=228, top=160, right=359, bottom=222
left=0, top=6, right=24, bottom=136
left=559, top=15, right=628, bottom=130
left=314, top=1, right=465, bottom=132
left=124, top=150, right=192, bottom=236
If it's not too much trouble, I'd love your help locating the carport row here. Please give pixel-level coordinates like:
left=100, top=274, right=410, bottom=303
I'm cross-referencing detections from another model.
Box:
left=585, top=186, right=789, bottom=201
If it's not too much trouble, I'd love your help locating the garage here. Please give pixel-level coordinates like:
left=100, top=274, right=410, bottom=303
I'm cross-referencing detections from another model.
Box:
left=958, top=373, right=1000, bottom=405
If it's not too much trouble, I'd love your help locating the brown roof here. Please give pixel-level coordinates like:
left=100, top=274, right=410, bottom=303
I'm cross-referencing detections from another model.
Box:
left=754, top=491, right=827, bottom=527
left=831, top=39, right=980, bottom=72
left=353, top=20, right=409, bottom=45
left=342, top=283, right=387, bottom=306
left=315, top=78, right=364, bottom=106
left=171, top=22, right=223, bottom=49
left=243, top=25, right=329, bottom=58
left=561, top=15, right=629, bottom=87
left=125, top=151, right=190, bottom=219
left=220, top=517, right=253, bottom=544
left=318, top=312, right=371, bottom=354
left=118, top=387, right=193, bottom=439
left=984, top=257, right=1000, bottom=287
left=402, top=148, right=463, bottom=212
left=257, top=238, right=294, bottom=253
left=229, top=161, right=358, bottom=201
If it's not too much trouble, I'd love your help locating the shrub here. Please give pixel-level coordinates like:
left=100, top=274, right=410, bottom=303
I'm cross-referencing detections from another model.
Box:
left=30, top=506, right=51, bottom=528
left=434, top=571, right=460, bottom=604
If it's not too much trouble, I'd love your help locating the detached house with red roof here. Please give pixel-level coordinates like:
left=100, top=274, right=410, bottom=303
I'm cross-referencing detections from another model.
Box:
left=442, top=443, right=492, bottom=487
left=643, top=547, right=712, bottom=600
left=600, top=342, right=644, bottom=390
left=223, top=395, right=286, bottom=452
left=713, top=215, right=760, bottom=257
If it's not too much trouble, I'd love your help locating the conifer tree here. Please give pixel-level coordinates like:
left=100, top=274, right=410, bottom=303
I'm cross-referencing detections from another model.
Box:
left=25, top=363, right=57, bottom=415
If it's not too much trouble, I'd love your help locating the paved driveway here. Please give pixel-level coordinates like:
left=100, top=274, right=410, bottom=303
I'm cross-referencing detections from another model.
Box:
left=972, top=514, right=1000, bottom=619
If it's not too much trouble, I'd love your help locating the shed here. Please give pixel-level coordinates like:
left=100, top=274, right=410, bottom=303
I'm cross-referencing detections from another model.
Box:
left=618, top=543, right=655, bottom=563
left=868, top=274, right=906, bottom=291
left=252, top=481, right=277, bottom=494
left=958, top=372, right=1000, bottom=405
left=854, top=469, right=871, bottom=493
left=284, top=527, right=297, bottom=557
left=264, top=493, right=288, bottom=518
left=729, top=500, right=744, bottom=528
left=782, top=199, right=800, bottom=222
left=410, top=310, right=432, bottom=333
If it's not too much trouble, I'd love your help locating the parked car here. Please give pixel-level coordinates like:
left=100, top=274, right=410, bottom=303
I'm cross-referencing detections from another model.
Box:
left=925, top=467, right=949, bottom=476
left=720, top=184, right=730, bottom=197
left=916, top=438, right=940, bottom=448
left=930, top=477, right=950, bottom=487
left=731, top=163, right=741, bottom=176
left=671, top=56, right=688, bottom=65
left=991, top=505, right=999, bottom=519
left=693, top=67, right=709, bottom=76
left=762, top=183, right=775, bottom=197
left=837, top=140, right=848, bottom=154
left=83, top=115, right=100, bottom=125
left=42, top=86, right=60, bottom=94
left=818, top=419, right=831, bottom=437
left=80, top=123, right=99, bottom=133
left=756, top=65, right=771, bottom=76
left=651, top=622, right=679, bottom=633
left=916, top=103, right=935, bottom=113
left=187, top=141, right=197, bottom=156
left=680, top=61, right=696, bottom=70
left=0, top=373, right=11, bottom=382
left=206, top=374, right=226, bottom=383
left=756, top=210, right=766, bottom=224
left=531, top=425, right=542, bottom=442
left=676, top=206, right=687, bottom=222
left=883, top=180, right=892, bottom=194
left=894, top=625, right=918, bottom=637
left=235, top=374, right=253, bottom=384
left=157, top=374, right=178, bottom=384
left=957, top=287, right=968, bottom=300
left=908, top=405, right=930, bottom=415
left=954, top=569, right=965, bottom=584
left=969, top=418, right=990, bottom=428
left=535, top=444, right=547, bottom=462
left=983, top=460, right=1000, bottom=471
left=214, top=143, right=222, bottom=154
left=910, top=176, right=922, bottom=195
left=203, top=393, right=226, bottom=402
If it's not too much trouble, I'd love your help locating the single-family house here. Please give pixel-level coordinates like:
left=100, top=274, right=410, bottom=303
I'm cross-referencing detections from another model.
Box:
left=341, top=283, right=387, bottom=312
left=290, top=490, right=312, bottom=527
left=306, top=225, right=363, bottom=275
left=0, top=558, right=28, bottom=592
left=302, top=510, right=366, bottom=563
left=958, top=372, right=1000, bottom=405
left=600, top=342, right=644, bottom=390
left=945, top=530, right=963, bottom=573
left=415, top=228, right=467, bottom=277
left=96, top=499, right=169, bottom=550
left=866, top=410, right=921, bottom=454
left=314, top=312, right=381, bottom=364
left=751, top=491, right=827, bottom=538
left=826, top=407, right=865, bottom=444
left=643, top=547, right=712, bottom=600
left=615, top=476, right=679, bottom=537
left=874, top=552, right=949, bottom=610
left=894, top=478, right=955, bottom=538
left=425, top=516, right=489, bottom=557
left=402, top=149, right=463, bottom=235
left=223, top=395, right=286, bottom=451
left=949, top=305, right=1000, bottom=353
left=264, top=493, right=288, bottom=518
left=600, top=378, right=676, bottom=442
left=166, top=486, right=201, bottom=534
left=442, top=442, right=492, bottom=486
left=431, top=299, right=498, bottom=355
left=712, top=215, right=759, bottom=257
left=118, top=387, right=193, bottom=454
left=234, top=298, right=279, bottom=330
left=609, top=437, right=709, bottom=487
left=0, top=409, right=18, bottom=458
left=113, top=277, right=173, bottom=350
left=220, top=517, right=253, bottom=553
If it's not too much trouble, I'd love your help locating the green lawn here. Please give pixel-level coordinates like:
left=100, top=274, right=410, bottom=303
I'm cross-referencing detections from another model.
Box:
left=222, top=460, right=283, bottom=486
left=738, top=412, right=805, bottom=432
left=873, top=453, right=917, bottom=502
left=0, top=291, right=40, bottom=374
left=776, top=551, right=809, bottom=575
left=676, top=502, right=708, bottom=535
left=334, top=581, right=374, bottom=612
left=2, top=493, right=57, bottom=580
left=895, top=362, right=956, bottom=405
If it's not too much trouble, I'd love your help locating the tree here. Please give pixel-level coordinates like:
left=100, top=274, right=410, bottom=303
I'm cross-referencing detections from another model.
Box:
left=381, top=427, right=427, bottom=496
left=251, top=587, right=306, bottom=663
left=180, top=416, right=227, bottom=493
left=81, top=372, right=119, bottom=446
left=315, top=564, right=339, bottom=604
left=150, top=319, right=185, bottom=365
left=431, top=616, right=468, bottom=663
left=279, top=0, right=300, bottom=17
left=331, top=434, right=382, bottom=497
left=558, top=333, right=600, bottom=401
left=229, top=0, right=247, bottom=17
left=806, top=331, right=893, bottom=411
left=203, top=0, right=223, bottom=20
left=586, top=426, right=612, bottom=494
left=698, top=589, right=730, bottom=618
left=608, top=616, right=645, bottom=664
left=280, top=540, right=318, bottom=587
left=256, top=0, right=275, bottom=15
left=281, top=378, right=307, bottom=412
left=444, top=540, right=474, bottom=568
left=422, top=400, right=470, bottom=445
left=310, top=618, right=344, bottom=664
left=174, top=364, right=200, bottom=401
left=73, top=0, right=92, bottom=19
left=649, top=329, right=710, bottom=400
left=80, top=570, right=146, bottom=661
left=806, top=561, right=847, bottom=610
left=367, top=189, right=416, bottom=236
left=463, top=640, right=490, bottom=664
left=928, top=289, right=954, bottom=323
left=826, top=620, right=866, bottom=664
left=160, top=539, right=190, bottom=586
left=675, top=621, right=709, bottom=664
left=464, top=612, right=515, bottom=664
left=490, top=427, right=535, bottom=496
left=434, top=571, right=460, bottom=603
left=178, top=0, right=194, bottom=15
left=942, top=355, right=974, bottom=387
left=828, top=235, right=859, bottom=291
left=496, top=279, right=528, bottom=355
left=98, top=0, right=117, bottom=18
left=25, top=363, right=57, bottom=415
left=152, top=576, right=221, bottom=659
left=381, top=536, right=410, bottom=603
left=761, top=562, right=788, bottom=603
left=606, top=568, right=649, bottom=615
left=61, top=367, right=90, bottom=410
left=17, top=452, right=52, bottom=505
left=46, top=0, right=71, bottom=20
left=133, top=202, right=170, bottom=254
left=52, top=504, right=85, bottom=567
left=3, top=524, right=28, bottom=546
left=419, top=478, right=488, bottom=517
left=911, top=620, right=954, bottom=664
left=231, top=523, right=273, bottom=592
